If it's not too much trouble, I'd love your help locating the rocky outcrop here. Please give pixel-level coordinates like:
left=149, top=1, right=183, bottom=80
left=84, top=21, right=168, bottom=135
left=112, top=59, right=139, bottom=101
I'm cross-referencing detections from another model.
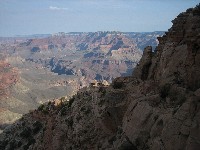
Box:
left=1, top=4, right=200, bottom=150
left=118, top=4, right=200, bottom=149
left=134, top=6, right=200, bottom=91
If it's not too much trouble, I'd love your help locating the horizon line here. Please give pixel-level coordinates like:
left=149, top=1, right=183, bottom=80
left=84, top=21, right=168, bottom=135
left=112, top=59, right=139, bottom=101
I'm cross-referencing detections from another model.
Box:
left=0, top=31, right=166, bottom=38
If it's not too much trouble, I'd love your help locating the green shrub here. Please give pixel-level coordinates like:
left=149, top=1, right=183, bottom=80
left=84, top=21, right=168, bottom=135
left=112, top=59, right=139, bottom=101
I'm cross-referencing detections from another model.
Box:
left=38, top=104, right=45, bottom=111
left=42, top=107, right=49, bottom=114
left=60, top=97, right=65, bottom=103
left=48, top=101, right=51, bottom=105
left=38, top=104, right=49, bottom=114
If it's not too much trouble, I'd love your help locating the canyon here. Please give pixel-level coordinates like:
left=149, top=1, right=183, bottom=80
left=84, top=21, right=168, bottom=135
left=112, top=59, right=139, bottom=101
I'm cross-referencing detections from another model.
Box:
left=0, top=31, right=163, bottom=132
left=0, top=4, right=199, bottom=150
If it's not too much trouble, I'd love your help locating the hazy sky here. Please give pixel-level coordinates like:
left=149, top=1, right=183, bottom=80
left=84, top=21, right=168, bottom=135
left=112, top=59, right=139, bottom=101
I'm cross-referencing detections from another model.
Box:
left=0, top=0, right=199, bottom=36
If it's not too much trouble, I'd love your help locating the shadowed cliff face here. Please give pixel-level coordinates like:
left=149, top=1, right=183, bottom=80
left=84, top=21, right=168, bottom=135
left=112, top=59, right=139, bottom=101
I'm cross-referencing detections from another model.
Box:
left=0, top=5, right=200, bottom=150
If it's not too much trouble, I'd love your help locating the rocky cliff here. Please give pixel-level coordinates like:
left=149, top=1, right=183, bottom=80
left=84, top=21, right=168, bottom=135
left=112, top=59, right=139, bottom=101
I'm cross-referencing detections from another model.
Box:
left=1, top=5, right=200, bottom=150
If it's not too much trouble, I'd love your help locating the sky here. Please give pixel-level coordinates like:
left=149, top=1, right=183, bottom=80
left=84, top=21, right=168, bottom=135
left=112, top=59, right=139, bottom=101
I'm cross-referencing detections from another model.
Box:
left=0, top=0, right=199, bottom=37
